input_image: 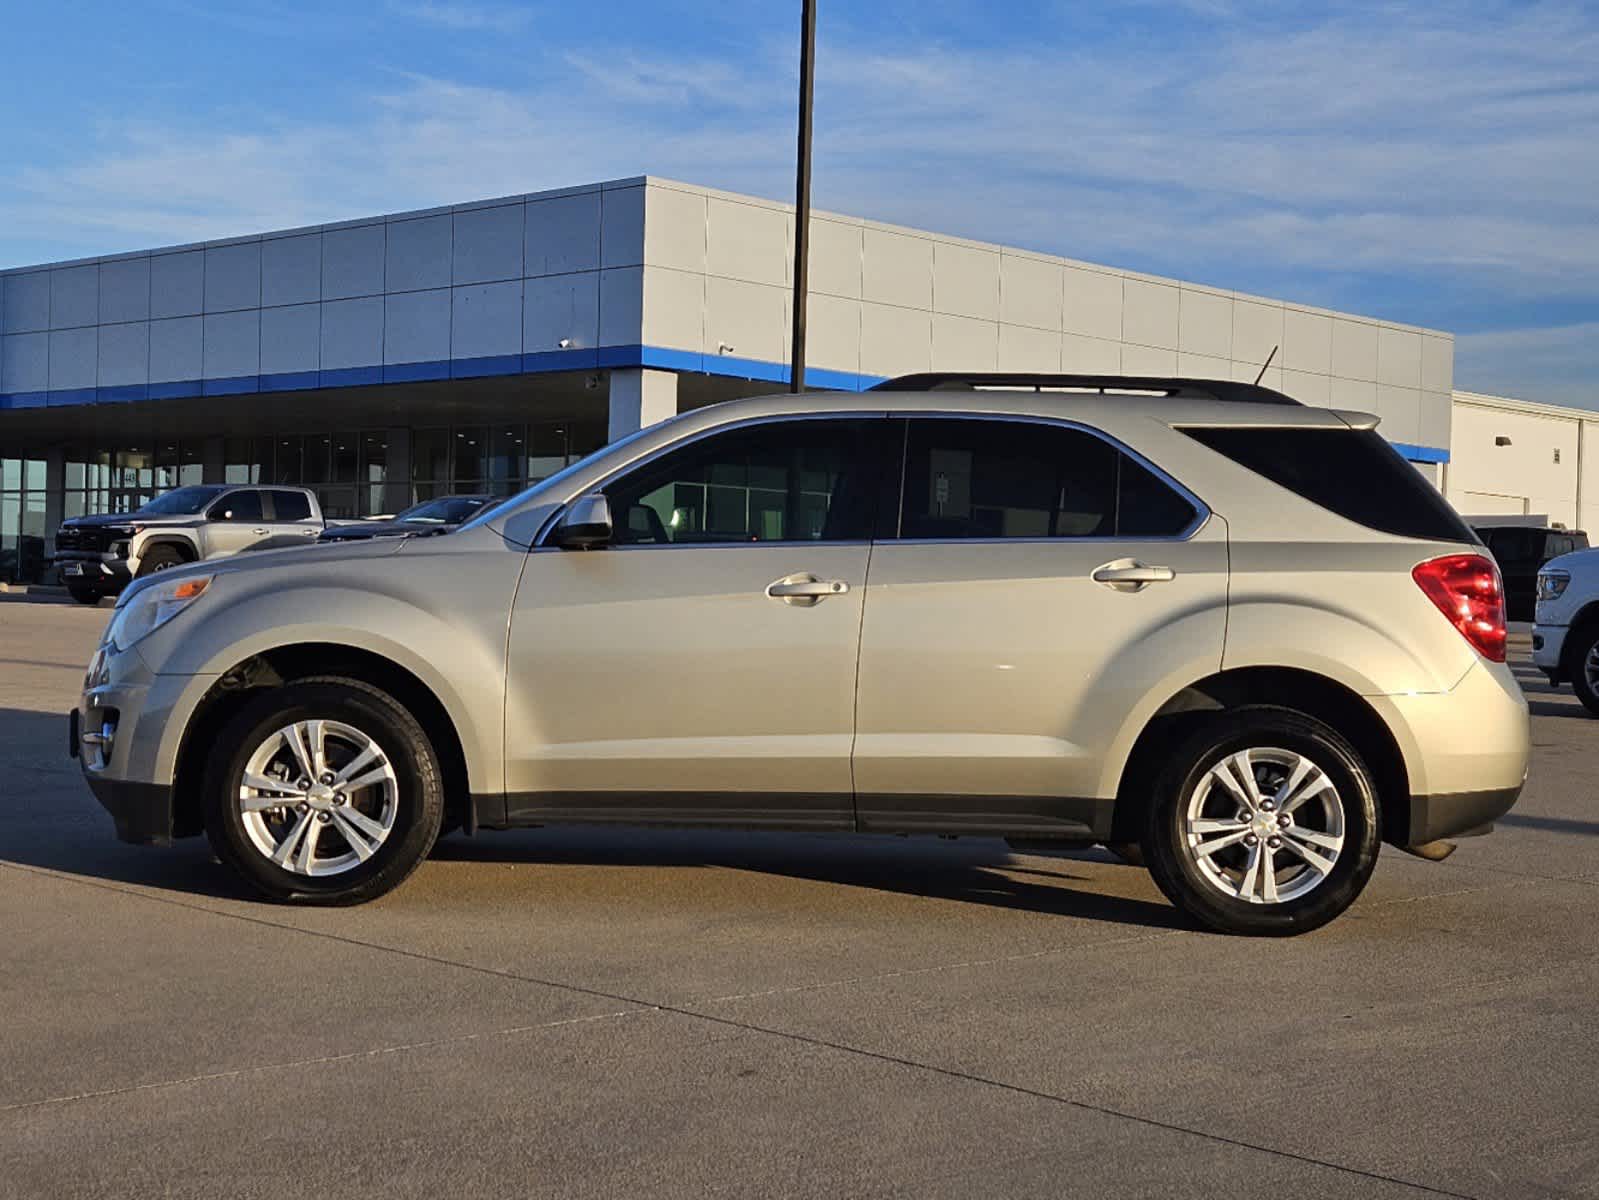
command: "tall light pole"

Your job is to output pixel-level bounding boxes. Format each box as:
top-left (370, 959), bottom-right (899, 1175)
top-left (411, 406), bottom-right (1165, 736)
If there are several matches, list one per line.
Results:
top-left (790, 0), bottom-right (816, 393)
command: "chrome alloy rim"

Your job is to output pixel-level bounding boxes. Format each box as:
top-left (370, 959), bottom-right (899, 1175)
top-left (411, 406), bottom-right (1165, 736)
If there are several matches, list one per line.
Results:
top-left (1584, 643), bottom-right (1599, 693)
top-left (1182, 747), bottom-right (1345, 905)
top-left (238, 719), bottom-right (398, 877)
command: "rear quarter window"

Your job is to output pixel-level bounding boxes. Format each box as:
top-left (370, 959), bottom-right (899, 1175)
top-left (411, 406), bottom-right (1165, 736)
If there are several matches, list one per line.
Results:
top-left (1181, 427), bottom-right (1473, 543)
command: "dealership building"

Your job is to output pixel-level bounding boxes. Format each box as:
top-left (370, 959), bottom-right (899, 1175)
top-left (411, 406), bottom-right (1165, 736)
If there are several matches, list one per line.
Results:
top-left (0, 173), bottom-right (1500, 582)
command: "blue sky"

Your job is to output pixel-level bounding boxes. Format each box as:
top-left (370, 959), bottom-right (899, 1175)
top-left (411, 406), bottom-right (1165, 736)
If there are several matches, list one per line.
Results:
top-left (2, 0), bottom-right (1595, 404)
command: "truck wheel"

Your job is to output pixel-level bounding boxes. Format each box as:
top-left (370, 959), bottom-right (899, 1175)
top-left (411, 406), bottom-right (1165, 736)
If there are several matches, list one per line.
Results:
top-left (1143, 706), bottom-right (1380, 936)
top-left (136, 545), bottom-right (187, 577)
top-left (203, 677), bottom-right (445, 904)
top-left (67, 584), bottom-right (102, 605)
top-left (1564, 624), bottom-right (1599, 717)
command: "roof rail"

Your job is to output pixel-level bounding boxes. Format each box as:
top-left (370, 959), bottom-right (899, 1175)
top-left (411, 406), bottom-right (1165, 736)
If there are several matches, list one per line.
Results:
top-left (867, 373), bottom-right (1302, 407)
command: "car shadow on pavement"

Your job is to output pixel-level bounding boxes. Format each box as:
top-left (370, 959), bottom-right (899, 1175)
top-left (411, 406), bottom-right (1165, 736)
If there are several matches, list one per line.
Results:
top-left (7, 707), bottom-right (1181, 929)
top-left (1498, 813), bottom-right (1599, 837)
top-left (1526, 698), bottom-right (1591, 719)
top-left (428, 827), bottom-right (1187, 930)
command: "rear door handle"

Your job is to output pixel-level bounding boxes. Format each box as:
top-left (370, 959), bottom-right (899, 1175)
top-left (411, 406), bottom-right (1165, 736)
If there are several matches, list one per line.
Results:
top-left (252, 527), bottom-right (270, 536)
top-left (1092, 560), bottom-right (1175, 592)
top-left (766, 574), bottom-right (850, 605)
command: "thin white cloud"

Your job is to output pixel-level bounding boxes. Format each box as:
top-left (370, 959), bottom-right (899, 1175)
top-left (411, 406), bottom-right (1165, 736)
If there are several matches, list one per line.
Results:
top-left (388, 1), bottom-right (534, 32)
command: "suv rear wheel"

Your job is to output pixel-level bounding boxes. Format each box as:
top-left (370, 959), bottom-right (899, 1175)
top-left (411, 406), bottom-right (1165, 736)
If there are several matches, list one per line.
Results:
top-left (203, 677), bottom-right (444, 904)
top-left (1144, 706), bottom-right (1380, 936)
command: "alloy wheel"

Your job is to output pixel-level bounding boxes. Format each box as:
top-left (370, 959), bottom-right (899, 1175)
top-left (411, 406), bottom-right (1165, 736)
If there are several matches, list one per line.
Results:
top-left (237, 719), bottom-right (398, 877)
top-left (1182, 746), bottom-right (1345, 905)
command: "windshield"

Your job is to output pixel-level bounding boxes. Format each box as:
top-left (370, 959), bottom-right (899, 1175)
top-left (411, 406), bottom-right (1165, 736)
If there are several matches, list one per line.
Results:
top-left (395, 496), bottom-right (491, 524)
top-left (136, 486), bottom-right (227, 516)
top-left (458, 423), bottom-right (664, 534)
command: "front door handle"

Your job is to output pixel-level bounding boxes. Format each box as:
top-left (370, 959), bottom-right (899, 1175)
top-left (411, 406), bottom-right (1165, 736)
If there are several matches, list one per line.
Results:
top-left (1092, 560), bottom-right (1175, 592)
top-left (252, 527), bottom-right (270, 536)
top-left (766, 573), bottom-right (850, 606)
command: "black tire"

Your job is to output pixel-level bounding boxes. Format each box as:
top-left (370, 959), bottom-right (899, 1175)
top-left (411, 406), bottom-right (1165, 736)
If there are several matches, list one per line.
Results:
top-left (1143, 706), bottom-right (1380, 936)
top-left (1563, 625), bottom-right (1599, 717)
top-left (66, 584), bottom-right (102, 605)
top-left (136, 544), bottom-right (187, 577)
top-left (203, 677), bottom-right (444, 904)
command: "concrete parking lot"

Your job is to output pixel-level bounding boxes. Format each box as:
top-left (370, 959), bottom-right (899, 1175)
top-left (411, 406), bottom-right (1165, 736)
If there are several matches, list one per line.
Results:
top-left (2, 598), bottom-right (1596, 1199)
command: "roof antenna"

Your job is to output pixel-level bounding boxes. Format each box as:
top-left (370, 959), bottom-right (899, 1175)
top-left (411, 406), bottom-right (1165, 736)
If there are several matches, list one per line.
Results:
top-left (1252, 345), bottom-right (1279, 386)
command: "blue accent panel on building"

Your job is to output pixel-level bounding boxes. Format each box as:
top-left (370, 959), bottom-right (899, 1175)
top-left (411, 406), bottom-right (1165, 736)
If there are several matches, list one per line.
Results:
top-left (523, 348), bottom-right (599, 373)
top-left (383, 361), bottom-right (451, 384)
top-left (319, 366), bottom-right (383, 389)
top-left (259, 371), bottom-right (322, 393)
top-left (451, 354), bottom-right (523, 379)
top-left (147, 380), bottom-right (203, 400)
top-left (47, 387), bottom-right (98, 407)
top-left (204, 375), bottom-right (260, 397)
top-left (1, 391), bottom-right (51, 409)
top-left (1392, 442), bottom-right (1450, 464)
top-left (709, 352), bottom-right (789, 385)
top-left (96, 384), bottom-right (149, 404)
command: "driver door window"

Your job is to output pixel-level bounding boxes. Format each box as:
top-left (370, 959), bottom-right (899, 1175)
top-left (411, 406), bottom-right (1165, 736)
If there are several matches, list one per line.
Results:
top-left (603, 419), bottom-right (879, 546)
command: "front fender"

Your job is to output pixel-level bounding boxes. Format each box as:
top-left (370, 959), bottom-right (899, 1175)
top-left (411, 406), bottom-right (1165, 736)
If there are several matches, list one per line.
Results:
top-left (135, 541), bottom-right (525, 795)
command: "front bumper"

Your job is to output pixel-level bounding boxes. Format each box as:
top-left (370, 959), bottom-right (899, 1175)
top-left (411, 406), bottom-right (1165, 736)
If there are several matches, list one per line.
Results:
top-left (73, 645), bottom-right (217, 846)
top-left (84, 766), bottom-right (176, 845)
top-left (1531, 623), bottom-right (1567, 675)
top-left (56, 552), bottom-right (132, 590)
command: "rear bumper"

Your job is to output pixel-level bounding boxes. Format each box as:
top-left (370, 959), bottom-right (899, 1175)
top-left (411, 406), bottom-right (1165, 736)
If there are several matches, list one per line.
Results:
top-left (1407, 786), bottom-right (1521, 845)
top-left (1368, 659), bottom-right (1529, 846)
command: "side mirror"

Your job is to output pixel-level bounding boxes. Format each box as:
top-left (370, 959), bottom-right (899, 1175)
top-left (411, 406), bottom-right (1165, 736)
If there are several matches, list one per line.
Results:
top-left (552, 493), bottom-right (613, 549)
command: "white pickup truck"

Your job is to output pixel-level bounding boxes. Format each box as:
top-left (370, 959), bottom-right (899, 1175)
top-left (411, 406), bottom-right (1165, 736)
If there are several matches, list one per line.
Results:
top-left (53, 484), bottom-right (325, 604)
top-left (1533, 548), bottom-right (1599, 714)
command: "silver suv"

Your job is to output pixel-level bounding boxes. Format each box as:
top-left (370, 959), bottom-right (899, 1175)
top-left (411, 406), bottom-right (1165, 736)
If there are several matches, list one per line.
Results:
top-left (70, 374), bottom-right (1529, 935)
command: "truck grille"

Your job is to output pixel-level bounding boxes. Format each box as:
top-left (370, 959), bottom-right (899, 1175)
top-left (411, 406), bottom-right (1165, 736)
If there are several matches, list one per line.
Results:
top-left (55, 525), bottom-right (130, 554)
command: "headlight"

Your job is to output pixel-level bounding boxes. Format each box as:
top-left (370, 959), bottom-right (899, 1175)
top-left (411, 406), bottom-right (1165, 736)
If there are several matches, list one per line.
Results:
top-left (1536, 570), bottom-right (1570, 602)
top-left (105, 575), bottom-right (214, 652)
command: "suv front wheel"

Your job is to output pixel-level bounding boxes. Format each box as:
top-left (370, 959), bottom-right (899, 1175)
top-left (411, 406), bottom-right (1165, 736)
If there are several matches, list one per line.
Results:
top-left (1144, 706), bottom-right (1380, 936)
top-left (204, 677), bottom-right (444, 904)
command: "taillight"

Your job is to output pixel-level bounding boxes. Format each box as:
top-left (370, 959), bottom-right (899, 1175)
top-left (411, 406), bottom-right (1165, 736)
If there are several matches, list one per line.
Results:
top-left (1412, 554), bottom-right (1506, 663)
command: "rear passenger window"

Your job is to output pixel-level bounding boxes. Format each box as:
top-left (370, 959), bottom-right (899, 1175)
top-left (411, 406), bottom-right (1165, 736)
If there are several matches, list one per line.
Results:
top-left (269, 490), bottom-right (312, 521)
top-left (1182, 427), bottom-right (1473, 543)
top-left (895, 419), bottom-right (1198, 540)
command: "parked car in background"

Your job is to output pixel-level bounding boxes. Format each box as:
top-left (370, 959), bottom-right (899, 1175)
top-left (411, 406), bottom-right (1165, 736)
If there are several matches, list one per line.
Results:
top-left (1533, 546), bottom-right (1599, 713)
top-left (70, 373), bottom-right (1528, 935)
top-left (1473, 524), bottom-right (1588, 622)
top-left (54, 485), bottom-right (324, 604)
top-left (316, 494), bottom-right (491, 544)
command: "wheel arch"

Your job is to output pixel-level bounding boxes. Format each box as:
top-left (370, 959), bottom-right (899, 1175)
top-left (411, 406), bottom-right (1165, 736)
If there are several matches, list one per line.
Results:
top-left (134, 533), bottom-right (200, 563)
top-left (1558, 601), bottom-right (1599, 675)
top-left (171, 642), bottom-right (473, 839)
top-left (1110, 666), bottom-right (1412, 847)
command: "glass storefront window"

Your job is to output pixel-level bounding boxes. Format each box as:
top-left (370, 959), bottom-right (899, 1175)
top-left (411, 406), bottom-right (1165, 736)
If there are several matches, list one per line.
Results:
top-left (489, 426), bottom-right (524, 488)
top-left (527, 423), bottom-right (566, 482)
top-left (303, 434), bottom-right (333, 484)
top-left (455, 428), bottom-right (488, 484)
top-left (180, 441), bottom-right (204, 485)
top-left (412, 430), bottom-right (450, 483)
top-left (332, 433), bottom-right (358, 484)
top-left (273, 436), bottom-right (303, 485)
